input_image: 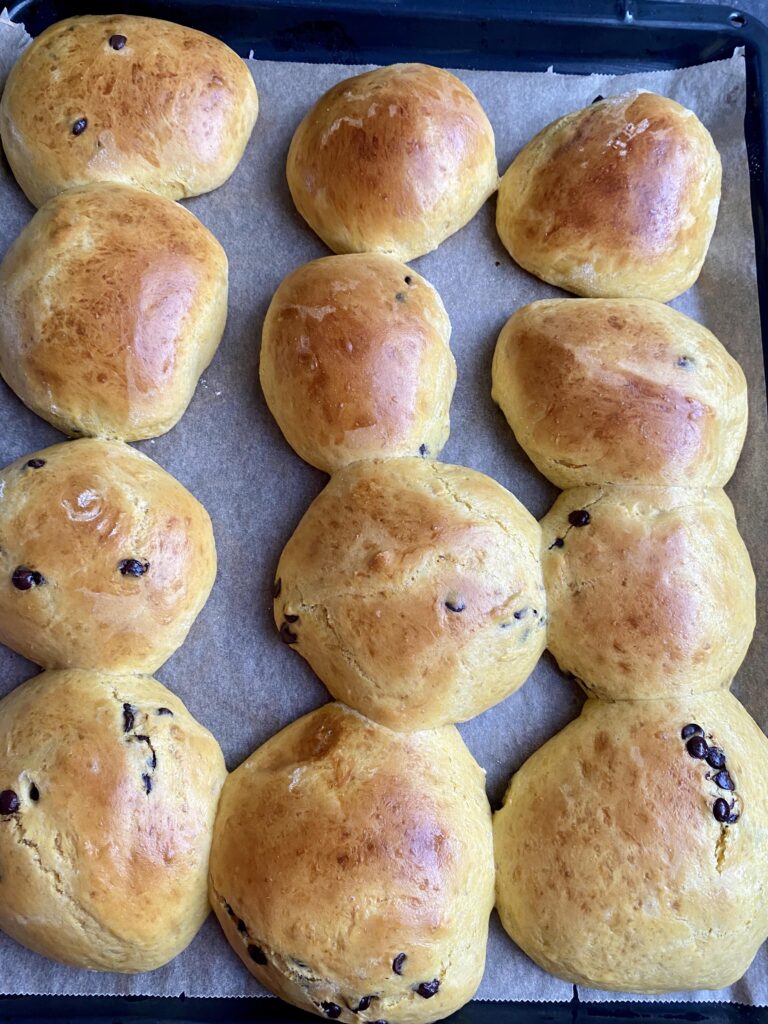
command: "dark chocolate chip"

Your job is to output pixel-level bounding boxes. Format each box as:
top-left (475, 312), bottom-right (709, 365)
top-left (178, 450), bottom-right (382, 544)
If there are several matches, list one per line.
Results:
top-left (419, 443), bottom-right (428, 457)
top-left (395, 292), bottom-right (406, 303)
top-left (686, 735), bottom-right (709, 759)
top-left (11, 567), bottom-right (44, 590)
top-left (273, 577), bottom-right (282, 599)
top-left (119, 558), bottom-right (149, 577)
top-left (713, 770), bottom-right (735, 791)
top-left (284, 613), bottom-right (299, 623)
top-left (728, 811), bottom-right (740, 824)
top-left (321, 1003), bottom-right (342, 1019)
top-left (494, 260), bottom-right (501, 266)
top-left (156, 707), bottom-right (173, 716)
top-left (72, 117), bottom-right (87, 135)
top-left (592, 94), bottom-right (604, 103)
top-left (392, 952), bottom-right (407, 975)
top-left (236, 918), bottom-right (248, 935)
top-left (706, 747), bottom-right (726, 769)
top-left (356, 996), bottom-right (373, 1012)
top-left (0, 789), bottom-right (20, 815)
top-left (25, 459), bottom-right (46, 469)
top-left (568, 509), bottom-right (591, 527)
top-left (147, 749), bottom-right (157, 770)
top-left (142, 773), bottom-right (152, 794)
top-left (445, 599), bottom-right (465, 613)
top-left (29, 784), bottom-right (39, 802)
top-left (123, 703), bottom-right (135, 733)
top-left (713, 798), bottom-right (731, 822)
top-left (109, 33), bottom-right (127, 49)
top-left (248, 944), bottom-right (267, 965)
top-left (416, 979), bottom-right (440, 999)
top-left (280, 622), bottom-right (298, 644)
top-left (404, 276), bottom-right (412, 285)
top-left (677, 356), bottom-right (694, 369)
top-left (549, 537), bottom-right (565, 550)
top-left (681, 723), bottom-right (704, 740)
top-left (513, 609), bottom-right (526, 620)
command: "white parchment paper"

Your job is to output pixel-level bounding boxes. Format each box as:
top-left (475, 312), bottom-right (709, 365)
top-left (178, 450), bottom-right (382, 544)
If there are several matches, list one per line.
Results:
top-left (0, 12), bottom-right (765, 1007)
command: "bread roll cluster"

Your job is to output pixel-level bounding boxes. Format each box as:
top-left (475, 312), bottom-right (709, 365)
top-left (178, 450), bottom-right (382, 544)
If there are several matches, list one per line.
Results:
top-left (491, 95), bottom-right (766, 993)
top-left (0, 15), bottom-right (258, 974)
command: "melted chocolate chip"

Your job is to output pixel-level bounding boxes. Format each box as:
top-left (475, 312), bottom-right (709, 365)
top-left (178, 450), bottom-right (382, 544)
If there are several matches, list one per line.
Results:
top-left (25, 459), bottom-right (46, 469)
top-left (321, 1003), bottom-right (342, 1019)
top-left (706, 747), bottom-right (726, 769)
top-left (11, 567), bottom-right (44, 590)
top-left (713, 798), bottom-right (731, 822)
top-left (686, 735), bottom-right (709, 759)
top-left (592, 94), bottom-right (604, 103)
top-left (728, 811), bottom-right (740, 824)
top-left (284, 613), bottom-right (299, 623)
top-left (513, 609), bottom-right (526, 620)
top-left (273, 577), bottom-right (282, 599)
top-left (119, 558), bottom-right (149, 577)
top-left (109, 33), bottom-right (127, 49)
top-left (142, 773), bottom-right (152, 794)
top-left (280, 622), bottom-right (298, 644)
top-left (237, 918), bottom-right (248, 935)
top-left (549, 537), bottom-right (565, 550)
top-left (0, 789), bottom-right (19, 815)
top-left (681, 723), bottom-right (704, 740)
top-left (713, 770), bottom-right (735, 791)
top-left (156, 707), bottom-right (173, 716)
top-left (72, 117), bottom-right (87, 135)
top-left (395, 292), bottom-right (406, 303)
top-left (29, 784), bottom-right (39, 802)
top-left (568, 509), bottom-right (591, 527)
top-left (445, 599), bottom-right (465, 613)
top-left (356, 996), bottom-right (373, 1012)
top-left (419, 443), bottom-right (428, 457)
top-left (404, 276), bottom-right (412, 285)
top-left (494, 260), bottom-right (501, 267)
top-left (416, 979), bottom-right (440, 999)
top-left (123, 703), bottom-right (136, 732)
top-left (677, 356), bottom-right (694, 369)
top-left (393, 952), bottom-right (407, 975)
top-left (248, 944), bottom-right (267, 965)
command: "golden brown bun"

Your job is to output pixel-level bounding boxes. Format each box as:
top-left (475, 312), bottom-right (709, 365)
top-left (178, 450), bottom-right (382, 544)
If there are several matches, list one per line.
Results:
top-left (274, 458), bottom-right (545, 730)
top-left (0, 15), bottom-right (258, 207)
top-left (492, 299), bottom-right (747, 489)
top-left (496, 92), bottom-right (721, 300)
top-left (286, 63), bottom-right (498, 261)
top-left (0, 439), bottom-right (216, 672)
top-left (0, 183), bottom-right (228, 441)
top-left (540, 486), bottom-right (755, 700)
top-left (260, 254), bottom-right (455, 473)
top-left (494, 692), bottom-right (768, 993)
top-left (0, 669), bottom-right (226, 972)
top-left (210, 702), bottom-right (493, 1022)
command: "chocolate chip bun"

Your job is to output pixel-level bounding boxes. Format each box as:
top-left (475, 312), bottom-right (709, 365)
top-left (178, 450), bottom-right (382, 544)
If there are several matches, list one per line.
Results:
top-left (0, 439), bottom-right (216, 673)
top-left (496, 92), bottom-right (721, 300)
top-left (286, 64), bottom-right (498, 261)
top-left (494, 692), bottom-right (768, 993)
top-left (491, 299), bottom-right (747, 489)
top-left (0, 669), bottom-right (226, 972)
top-left (273, 458), bottom-right (546, 730)
top-left (540, 486), bottom-right (755, 701)
top-left (260, 255), bottom-right (455, 473)
top-left (210, 702), bottom-right (493, 1022)
top-left (0, 183), bottom-right (228, 441)
top-left (0, 15), bottom-right (258, 207)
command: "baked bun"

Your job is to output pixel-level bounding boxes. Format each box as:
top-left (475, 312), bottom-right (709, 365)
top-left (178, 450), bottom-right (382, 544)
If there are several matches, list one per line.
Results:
top-left (492, 299), bottom-right (747, 489)
top-left (260, 254), bottom-right (455, 473)
top-left (0, 183), bottom-right (228, 441)
top-left (496, 92), bottom-right (721, 300)
top-left (286, 63), bottom-right (498, 261)
top-left (273, 458), bottom-right (545, 730)
top-left (540, 486), bottom-right (755, 701)
top-left (0, 439), bottom-right (216, 672)
top-left (210, 702), bottom-right (493, 1022)
top-left (494, 691), bottom-right (768, 992)
top-left (0, 669), bottom-right (226, 972)
top-left (0, 15), bottom-right (258, 207)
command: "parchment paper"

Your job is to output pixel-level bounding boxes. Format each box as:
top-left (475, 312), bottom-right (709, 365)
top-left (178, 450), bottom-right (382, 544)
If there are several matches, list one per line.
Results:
top-left (0, 11), bottom-right (765, 1006)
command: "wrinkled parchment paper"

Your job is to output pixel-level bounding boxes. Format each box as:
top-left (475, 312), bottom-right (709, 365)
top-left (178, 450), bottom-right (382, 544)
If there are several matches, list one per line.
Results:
top-left (0, 11), bottom-right (765, 1006)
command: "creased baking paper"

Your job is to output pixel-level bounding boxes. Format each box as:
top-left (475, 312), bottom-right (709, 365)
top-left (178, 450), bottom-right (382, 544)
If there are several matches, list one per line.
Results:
top-left (0, 12), bottom-right (764, 1006)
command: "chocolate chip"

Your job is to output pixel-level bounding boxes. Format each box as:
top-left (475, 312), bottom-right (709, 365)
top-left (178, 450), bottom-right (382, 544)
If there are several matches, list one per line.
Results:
top-left (273, 577), bottom-right (282, 599)
top-left (419, 443), bottom-right (428, 456)
top-left (706, 747), bottom-right (726, 769)
top-left (395, 292), bottom-right (406, 303)
top-left (11, 567), bottom-right (44, 590)
top-left (494, 260), bottom-right (501, 266)
top-left (592, 95), bottom-right (604, 103)
top-left (280, 622), bottom-right (298, 644)
top-left (0, 790), bottom-right (19, 815)
top-left (122, 704), bottom-right (136, 732)
top-left (356, 996), bottom-right (373, 1011)
top-left (284, 613), bottom-right (299, 623)
top-left (29, 784), bottom-right (39, 802)
top-left (728, 811), bottom-right (740, 824)
top-left (72, 117), bottom-right (87, 135)
top-left (568, 509), bottom-right (591, 527)
top-left (142, 774), bottom-right (152, 794)
top-left (713, 770), bottom-right (735, 791)
top-left (549, 537), bottom-right (564, 550)
top-left (24, 459), bottom-right (46, 469)
top-left (156, 707), bottom-right (173, 716)
top-left (146, 749), bottom-right (157, 770)
top-left (119, 558), bottom-right (149, 577)
top-left (321, 1003), bottom-right (342, 1019)
top-left (109, 33), bottom-right (127, 49)
top-left (392, 952), bottom-right (407, 975)
top-left (416, 979), bottom-right (440, 999)
top-left (713, 798), bottom-right (731, 822)
top-left (677, 356), bottom-right (694, 369)
top-left (513, 609), bottom-right (526, 620)
top-left (248, 944), bottom-right (267, 965)
top-left (681, 723), bottom-right (704, 740)
top-left (445, 598), bottom-right (465, 613)
top-left (686, 735), bottom-right (709, 759)
top-left (237, 918), bottom-right (248, 934)
top-left (404, 276), bottom-right (412, 285)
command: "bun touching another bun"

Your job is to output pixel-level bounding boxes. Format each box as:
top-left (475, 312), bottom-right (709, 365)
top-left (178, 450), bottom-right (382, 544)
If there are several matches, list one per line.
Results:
top-left (287, 63), bottom-right (498, 261)
top-left (260, 254), bottom-right (455, 473)
top-left (0, 669), bottom-right (226, 972)
top-left (273, 458), bottom-right (546, 730)
top-left (540, 486), bottom-right (755, 701)
top-left (496, 92), bottom-right (721, 300)
top-left (0, 439), bottom-right (216, 673)
top-left (494, 692), bottom-right (768, 993)
top-left (492, 299), bottom-right (747, 489)
top-left (210, 702), bottom-right (493, 1023)
top-left (0, 183), bottom-right (228, 441)
top-left (0, 14), bottom-right (258, 207)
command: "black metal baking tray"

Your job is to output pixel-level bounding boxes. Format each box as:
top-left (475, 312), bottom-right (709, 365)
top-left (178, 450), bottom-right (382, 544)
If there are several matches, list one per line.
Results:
top-left (1, 0), bottom-right (768, 1020)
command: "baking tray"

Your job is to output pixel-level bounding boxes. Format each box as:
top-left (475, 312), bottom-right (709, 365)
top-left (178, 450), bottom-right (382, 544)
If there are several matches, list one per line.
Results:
top-left (1, 0), bottom-right (768, 1021)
